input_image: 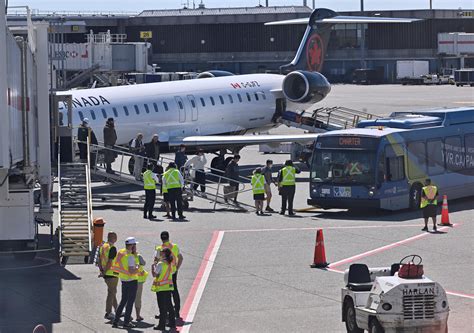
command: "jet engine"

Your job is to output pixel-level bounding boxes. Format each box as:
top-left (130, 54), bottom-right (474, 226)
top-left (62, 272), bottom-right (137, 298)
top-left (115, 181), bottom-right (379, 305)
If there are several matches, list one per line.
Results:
top-left (282, 70), bottom-right (331, 104)
top-left (197, 70), bottom-right (234, 79)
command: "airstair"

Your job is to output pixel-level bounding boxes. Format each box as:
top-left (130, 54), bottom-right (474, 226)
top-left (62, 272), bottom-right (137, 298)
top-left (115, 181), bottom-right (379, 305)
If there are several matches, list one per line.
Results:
top-left (87, 143), bottom-right (254, 211)
top-left (279, 106), bottom-right (375, 132)
top-left (58, 161), bottom-right (93, 264)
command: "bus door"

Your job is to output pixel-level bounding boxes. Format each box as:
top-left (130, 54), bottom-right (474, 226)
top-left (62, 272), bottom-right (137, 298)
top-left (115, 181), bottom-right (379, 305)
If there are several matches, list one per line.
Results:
top-left (187, 95), bottom-right (198, 121)
top-left (380, 144), bottom-right (409, 210)
top-left (175, 96), bottom-right (186, 123)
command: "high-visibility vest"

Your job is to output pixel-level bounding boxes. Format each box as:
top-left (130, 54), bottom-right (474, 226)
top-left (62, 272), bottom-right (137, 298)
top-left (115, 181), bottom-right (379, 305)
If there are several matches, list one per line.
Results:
top-left (143, 170), bottom-right (156, 190)
top-left (151, 262), bottom-right (176, 292)
top-left (163, 168), bottom-right (181, 189)
top-left (251, 173), bottom-right (265, 194)
top-left (111, 248), bottom-right (138, 281)
top-left (280, 166), bottom-right (296, 186)
top-left (162, 177), bottom-right (168, 194)
top-left (99, 242), bottom-right (118, 277)
top-left (346, 162), bottom-right (362, 175)
top-left (156, 242), bottom-right (179, 267)
top-left (134, 254), bottom-right (149, 283)
top-left (420, 185), bottom-right (438, 208)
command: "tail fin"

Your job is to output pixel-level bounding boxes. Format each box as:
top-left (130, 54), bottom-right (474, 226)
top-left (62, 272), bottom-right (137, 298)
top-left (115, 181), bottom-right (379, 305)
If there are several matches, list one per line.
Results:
top-left (280, 8), bottom-right (337, 74)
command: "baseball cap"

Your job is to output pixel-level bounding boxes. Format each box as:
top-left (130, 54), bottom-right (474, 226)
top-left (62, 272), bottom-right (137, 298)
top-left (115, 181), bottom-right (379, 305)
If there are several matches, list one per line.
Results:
top-left (125, 237), bottom-right (138, 245)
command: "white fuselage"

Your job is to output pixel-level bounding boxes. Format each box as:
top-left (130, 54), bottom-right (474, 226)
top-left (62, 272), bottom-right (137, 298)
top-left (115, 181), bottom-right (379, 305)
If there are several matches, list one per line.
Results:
top-left (58, 73), bottom-right (284, 145)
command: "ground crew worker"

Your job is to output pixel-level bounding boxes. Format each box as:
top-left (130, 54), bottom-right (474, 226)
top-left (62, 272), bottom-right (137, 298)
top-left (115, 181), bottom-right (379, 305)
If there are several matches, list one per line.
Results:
top-left (98, 231), bottom-right (119, 320)
top-left (251, 168), bottom-right (266, 215)
top-left (143, 163), bottom-right (159, 219)
top-left (112, 237), bottom-right (139, 329)
top-left (262, 159), bottom-right (276, 212)
top-left (154, 231), bottom-right (184, 321)
top-left (133, 247), bottom-right (148, 322)
top-left (162, 162), bottom-right (185, 220)
top-left (151, 247), bottom-right (176, 331)
top-left (278, 160), bottom-right (300, 216)
top-left (421, 179), bottom-right (438, 232)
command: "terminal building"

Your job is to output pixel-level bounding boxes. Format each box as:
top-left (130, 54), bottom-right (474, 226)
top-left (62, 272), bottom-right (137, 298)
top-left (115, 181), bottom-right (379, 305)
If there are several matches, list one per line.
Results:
top-left (7, 5), bottom-right (474, 83)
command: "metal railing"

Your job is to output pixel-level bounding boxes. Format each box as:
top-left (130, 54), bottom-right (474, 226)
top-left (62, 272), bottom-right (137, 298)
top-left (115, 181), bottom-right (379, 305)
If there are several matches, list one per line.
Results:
top-left (85, 139), bottom-right (93, 253)
top-left (57, 136), bottom-right (63, 257)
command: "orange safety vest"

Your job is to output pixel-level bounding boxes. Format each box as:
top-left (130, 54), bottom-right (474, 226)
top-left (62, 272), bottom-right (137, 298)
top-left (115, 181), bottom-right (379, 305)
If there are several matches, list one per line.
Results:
top-left (155, 242), bottom-right (179, 266)
top-left (111, 248), bottom-right (137, 281)
top-left (151, 262), bottom-right (176, 292)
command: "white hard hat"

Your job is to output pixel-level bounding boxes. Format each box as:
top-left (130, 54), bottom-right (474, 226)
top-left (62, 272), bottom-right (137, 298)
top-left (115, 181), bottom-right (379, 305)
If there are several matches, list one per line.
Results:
top-left (82, 118), bottom-right (89, 124)
top-left (125, 237), bottom-right (138, 245)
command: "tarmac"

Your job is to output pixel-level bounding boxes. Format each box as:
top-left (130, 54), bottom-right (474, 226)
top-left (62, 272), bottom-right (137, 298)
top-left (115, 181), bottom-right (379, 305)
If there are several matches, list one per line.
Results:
top-left (0, 84), bottom-right (473, 333)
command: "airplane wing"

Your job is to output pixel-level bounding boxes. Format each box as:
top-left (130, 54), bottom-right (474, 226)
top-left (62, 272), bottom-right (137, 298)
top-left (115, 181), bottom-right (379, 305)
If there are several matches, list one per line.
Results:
top-left (265, 15), bottom-right (421, 25)
top-left (169, 133), bottom-right (319, 148)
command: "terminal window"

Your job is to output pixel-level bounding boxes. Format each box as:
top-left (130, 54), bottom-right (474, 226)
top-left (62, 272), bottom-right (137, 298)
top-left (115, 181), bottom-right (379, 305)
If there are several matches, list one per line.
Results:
top-left (123, 106), bottom-right (129, 116)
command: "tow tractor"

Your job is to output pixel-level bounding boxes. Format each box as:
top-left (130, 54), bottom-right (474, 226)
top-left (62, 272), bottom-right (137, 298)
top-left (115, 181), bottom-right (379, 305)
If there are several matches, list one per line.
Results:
top-left (341, 255), bottom-right (449, 333)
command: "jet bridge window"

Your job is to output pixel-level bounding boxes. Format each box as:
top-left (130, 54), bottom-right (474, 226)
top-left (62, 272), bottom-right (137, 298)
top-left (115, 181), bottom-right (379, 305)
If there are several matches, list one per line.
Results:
top-left (228, 95), bottom-right (233, 104)
top-left (123, 106), bottom-right (129, 116)
top-left (134, 105), bottom-right (140, 115)
top-left (101, 108), bottom-right (107, 118)
top-left (144, 104), bottom-right (150, 114)
top-left (200, 98), bottom-right (206, 107)
top-left (246, 92), bottom-right (251, 102)
top-left (163, 101), bottom-right (169, 111)
top-left (90, 110), bottom-right (96, 120)
top-left (153, 103), bottom-right (159, 112)
top-left (237, 93), bottom-right (243, 103)
top-left (78, 111), bottom-right (84, 121)
top-left (112, 107), bottom-right (118, 118)
top-left (210, 97), bottom-right (215, 106)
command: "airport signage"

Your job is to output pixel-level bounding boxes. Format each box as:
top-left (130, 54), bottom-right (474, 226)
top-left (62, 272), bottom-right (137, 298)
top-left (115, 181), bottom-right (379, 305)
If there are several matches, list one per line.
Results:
top-left (140, 31), bottom-right (153, 39)
top-left (318, 136), bottom-right (379, 150)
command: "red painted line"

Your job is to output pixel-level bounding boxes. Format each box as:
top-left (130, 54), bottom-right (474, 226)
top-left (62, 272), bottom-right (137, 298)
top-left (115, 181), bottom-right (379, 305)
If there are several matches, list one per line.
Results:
top-left (445, 290), bottom-right (474, 300)
top-left (224, 224), bottom-right (421, 233)
top-left (328, 225), bottom-right (455, 269)
top-left (179, 230), bottom-right (223, 331)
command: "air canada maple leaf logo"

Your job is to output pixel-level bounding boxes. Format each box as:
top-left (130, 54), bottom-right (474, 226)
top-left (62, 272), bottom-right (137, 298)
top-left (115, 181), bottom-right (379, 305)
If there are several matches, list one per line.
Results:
top-left (306, 33), bottom-right (324, 72)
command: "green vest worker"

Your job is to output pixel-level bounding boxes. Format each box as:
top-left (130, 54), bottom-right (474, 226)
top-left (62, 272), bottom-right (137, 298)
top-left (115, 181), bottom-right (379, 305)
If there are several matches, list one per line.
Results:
top-left (98, 231), bottom-right (119, 320)
top-left (152, 247), bottom-right (177, 331)
top-left (111, 237), bottom-right (139, 329)
top-left (251, 168), bottom-right (266, 215)
top-left (162, 162), bottom-right (185, 220)
top-left (421, 178), bottom-right (439, 232)
top-left (143, 163), bottom-right (159, 220)
top-left (278, 160), bottom-right (301, 216)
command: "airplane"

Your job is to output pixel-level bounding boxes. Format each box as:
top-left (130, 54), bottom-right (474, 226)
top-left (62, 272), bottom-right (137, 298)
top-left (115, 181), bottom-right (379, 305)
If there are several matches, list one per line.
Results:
top-left (57, 8), bottom-right (420, 167)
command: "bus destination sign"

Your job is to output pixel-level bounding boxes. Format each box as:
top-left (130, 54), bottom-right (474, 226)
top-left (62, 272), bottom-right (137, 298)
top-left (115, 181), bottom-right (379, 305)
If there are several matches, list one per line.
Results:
top-left (317, 136), bottom-right (379, 150)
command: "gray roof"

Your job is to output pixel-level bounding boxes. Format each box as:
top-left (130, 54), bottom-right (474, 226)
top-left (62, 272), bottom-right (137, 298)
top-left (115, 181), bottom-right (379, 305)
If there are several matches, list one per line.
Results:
top-left (138, 6), bottom-right (312, 17)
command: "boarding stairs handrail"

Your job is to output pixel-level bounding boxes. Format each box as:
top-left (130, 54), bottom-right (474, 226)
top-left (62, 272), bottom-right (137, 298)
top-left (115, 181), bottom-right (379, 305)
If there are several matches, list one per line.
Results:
top-left (81, 141), bottom-right (253, 210)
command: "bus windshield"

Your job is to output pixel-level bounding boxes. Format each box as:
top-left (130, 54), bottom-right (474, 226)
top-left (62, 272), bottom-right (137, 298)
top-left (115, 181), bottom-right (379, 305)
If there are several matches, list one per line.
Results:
top-left (311, 149), bottom-right (376, 185)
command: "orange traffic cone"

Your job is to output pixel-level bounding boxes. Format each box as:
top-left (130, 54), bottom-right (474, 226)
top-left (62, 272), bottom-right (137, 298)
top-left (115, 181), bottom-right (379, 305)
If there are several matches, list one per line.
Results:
top-left (439, 195), bottom-right (453, 226)
top-left (310, 229), bottom-right (329, 268)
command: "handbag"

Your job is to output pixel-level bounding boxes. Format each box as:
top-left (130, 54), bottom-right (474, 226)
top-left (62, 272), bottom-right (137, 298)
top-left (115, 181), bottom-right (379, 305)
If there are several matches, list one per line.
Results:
top-left (398, 262), bottom-right (424, 279)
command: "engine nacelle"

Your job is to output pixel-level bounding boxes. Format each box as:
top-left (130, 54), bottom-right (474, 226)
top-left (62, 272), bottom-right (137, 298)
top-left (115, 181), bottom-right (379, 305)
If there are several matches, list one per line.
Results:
top-left (282, 70), bottom-right (331, 104)
top-left (197, 70), bottom-right (234, 79)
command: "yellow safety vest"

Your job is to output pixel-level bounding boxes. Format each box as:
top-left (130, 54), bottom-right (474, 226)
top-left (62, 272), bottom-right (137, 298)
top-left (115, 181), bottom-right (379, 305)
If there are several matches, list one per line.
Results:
top-left (163, 168), bottom-right (181, 189)
top-left (151, 262), bottom-right (176, 292)
top-left (280, 166), bottom-right (296, 186)
top-left (111, 248), bottom-right (138, 281)
top-left (162, 177), bottom-right (168, 194)
top-left (251, 173), bottom-right (265, 194)
top-left (420, 185), bottom-right (438, 208)
top-left (156, 242), bottom-right (180, 267)
top-left (134, 254), bottom-right (149, 283)
top-left (143, 170), bottom-right (156, 190)
top-left (99, 242), bottom-right (118, 277)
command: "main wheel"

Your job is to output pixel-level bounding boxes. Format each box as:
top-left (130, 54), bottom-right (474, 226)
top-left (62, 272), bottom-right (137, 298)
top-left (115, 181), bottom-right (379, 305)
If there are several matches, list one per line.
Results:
top-left (369, 318), bottom-right (384, 333)
top-left (409, 184), bottom-right (422, 210)
top-left (344, 299), bottom-right (363, 333)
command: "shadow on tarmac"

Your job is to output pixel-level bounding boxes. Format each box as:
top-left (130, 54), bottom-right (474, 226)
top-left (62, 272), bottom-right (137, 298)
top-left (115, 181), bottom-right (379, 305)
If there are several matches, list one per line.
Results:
top-left (0, 235), bottom-right (80, 333)
top-left (309, 196), bottom-right (474, 222)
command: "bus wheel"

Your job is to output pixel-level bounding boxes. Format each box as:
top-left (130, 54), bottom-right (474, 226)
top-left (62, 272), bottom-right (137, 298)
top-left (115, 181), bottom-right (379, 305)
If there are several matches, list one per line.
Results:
top-left (369, 318), bottom-right (384, 333)
top-left (409, 184), bottom-right (422, 210)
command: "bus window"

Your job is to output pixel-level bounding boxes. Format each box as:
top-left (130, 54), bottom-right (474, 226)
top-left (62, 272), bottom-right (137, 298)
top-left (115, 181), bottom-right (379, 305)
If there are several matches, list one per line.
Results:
top-left (466, 134), bottom-right (474, 169)
top-left (386, 156), bottom-right (405, 181)
top-left (444, 136), bottom-right (465, 172)
top-left (407, 141), bottom-right (427, 179)
top-left (78, 111), bottom-right (84, 121)
top-left (427, 139), bottom-right (445, 175)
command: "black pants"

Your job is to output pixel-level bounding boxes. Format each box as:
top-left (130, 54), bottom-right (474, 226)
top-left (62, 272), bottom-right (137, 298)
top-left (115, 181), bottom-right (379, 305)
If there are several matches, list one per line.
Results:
top-left (144, 189), bottom-right (156, 216)
top-left (193, 170), bottom-right (206, 192)
top-left (172, 272), bottom-right (181, 316)
top-left (78, 144), bottom-right (87, 160)
top-left (168, 188), bottom-right (183, 218)
top-left (280, 185), bottom-right (296, 214)
top-left (114, 280), bottom-right (138, 324)
top-left (156, 291), bottom-right (176, 330)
